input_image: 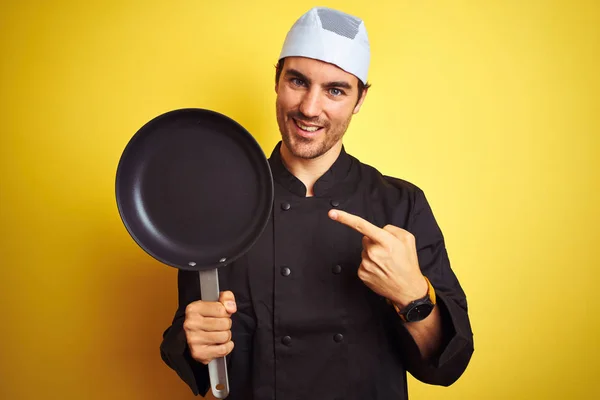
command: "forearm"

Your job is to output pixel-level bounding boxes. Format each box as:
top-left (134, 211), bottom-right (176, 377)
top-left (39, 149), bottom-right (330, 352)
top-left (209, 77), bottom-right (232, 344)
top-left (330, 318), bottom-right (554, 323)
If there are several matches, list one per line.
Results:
top-left (403, 304), bottom-right (444, 361)
top-left (387, 274), bottom-right (445, 361)
top-left (388, 293), bottom-right (473, 387)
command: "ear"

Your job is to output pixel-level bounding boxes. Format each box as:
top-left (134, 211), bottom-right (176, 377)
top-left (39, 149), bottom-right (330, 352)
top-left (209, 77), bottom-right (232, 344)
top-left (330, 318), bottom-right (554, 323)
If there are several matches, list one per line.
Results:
top-left (275, 63), bottom-right (282, 93)
top-left (352, 87), bottom-right (369, 114)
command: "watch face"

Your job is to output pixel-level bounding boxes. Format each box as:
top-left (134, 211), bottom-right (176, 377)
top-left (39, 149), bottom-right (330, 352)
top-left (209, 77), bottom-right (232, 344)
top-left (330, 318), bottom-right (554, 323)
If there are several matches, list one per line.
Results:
top-left (406, 303), bottom-right (434, 322)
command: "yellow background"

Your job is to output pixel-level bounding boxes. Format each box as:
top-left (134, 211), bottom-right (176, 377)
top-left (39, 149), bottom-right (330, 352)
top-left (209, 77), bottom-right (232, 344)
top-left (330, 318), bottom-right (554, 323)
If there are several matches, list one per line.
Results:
top-left (1, 0), bottom-right (599, 399)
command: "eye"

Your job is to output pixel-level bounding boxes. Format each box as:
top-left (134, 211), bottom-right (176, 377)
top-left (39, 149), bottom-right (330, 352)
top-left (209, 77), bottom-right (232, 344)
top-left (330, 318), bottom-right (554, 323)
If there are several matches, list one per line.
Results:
top-left (291, 78), bottom-right (306, 87)
top-left (329, 88), bottom-right (345, 96)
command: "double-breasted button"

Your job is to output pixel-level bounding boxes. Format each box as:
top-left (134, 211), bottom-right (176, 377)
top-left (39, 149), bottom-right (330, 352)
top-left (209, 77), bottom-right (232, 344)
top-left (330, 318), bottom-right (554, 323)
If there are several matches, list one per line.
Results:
top-left (332, 264), bottom-right (342, 274)
top-left (281, 202), bottom-right (291, 211)
top-left (282, 336), bottom-right (292, 346)
top-left (281, 266), bottom-right (291, 277)
top-left (333, 333), bottom-right (344, 343)
top-left (330, 199), bottom-right (340, 207)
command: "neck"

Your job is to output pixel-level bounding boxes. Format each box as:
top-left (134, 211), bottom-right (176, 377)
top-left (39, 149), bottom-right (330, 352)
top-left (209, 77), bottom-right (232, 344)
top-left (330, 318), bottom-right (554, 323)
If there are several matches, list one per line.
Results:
top-left (280, 141), bottom-right (343, 197)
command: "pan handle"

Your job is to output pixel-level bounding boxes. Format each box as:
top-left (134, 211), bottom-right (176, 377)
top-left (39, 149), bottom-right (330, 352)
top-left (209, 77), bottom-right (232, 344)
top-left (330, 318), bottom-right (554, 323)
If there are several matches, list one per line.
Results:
top-left (199, 268), bottom-right (230, 399)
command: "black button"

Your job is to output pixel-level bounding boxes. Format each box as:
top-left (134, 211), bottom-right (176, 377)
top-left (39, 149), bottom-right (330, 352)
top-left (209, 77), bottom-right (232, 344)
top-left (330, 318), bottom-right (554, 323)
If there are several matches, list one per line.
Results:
top-left (334, 333), bottom-right (344, 343)
top-left (281, 267), bottom-right (291, 277)
top-left (281, 202), bottom-right (291, 211)
top-left (282, 336), bottom-right (292, 345)
top-left (330, 199), bottom-right (340, 207)
top-left (332, 264), bottom-right (342, 274)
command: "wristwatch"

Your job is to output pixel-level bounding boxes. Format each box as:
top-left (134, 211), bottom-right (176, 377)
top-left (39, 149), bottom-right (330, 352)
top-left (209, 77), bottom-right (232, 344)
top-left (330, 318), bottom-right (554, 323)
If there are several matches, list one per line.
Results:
top-left (392, 276), bottom-right (436, 323)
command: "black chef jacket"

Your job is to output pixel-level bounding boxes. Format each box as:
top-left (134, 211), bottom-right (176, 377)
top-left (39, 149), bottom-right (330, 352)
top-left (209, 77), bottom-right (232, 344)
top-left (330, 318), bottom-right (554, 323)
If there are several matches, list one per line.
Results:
top-left (160, 142), bottom-right (474, 400)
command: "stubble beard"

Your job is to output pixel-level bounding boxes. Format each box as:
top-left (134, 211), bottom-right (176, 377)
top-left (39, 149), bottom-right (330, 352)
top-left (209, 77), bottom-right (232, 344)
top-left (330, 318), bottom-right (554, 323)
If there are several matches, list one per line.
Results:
top-left (276, 100), bottom-right (352, 160)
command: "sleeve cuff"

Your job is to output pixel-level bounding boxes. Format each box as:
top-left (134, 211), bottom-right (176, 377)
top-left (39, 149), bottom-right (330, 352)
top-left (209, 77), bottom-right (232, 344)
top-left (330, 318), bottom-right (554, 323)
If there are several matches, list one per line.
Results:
top-left (388, 291), bottom-right (474, 386)
top-left (434, 292), bottom-right (473, 368)
top-left (160, 323), bottom-right (210, 396)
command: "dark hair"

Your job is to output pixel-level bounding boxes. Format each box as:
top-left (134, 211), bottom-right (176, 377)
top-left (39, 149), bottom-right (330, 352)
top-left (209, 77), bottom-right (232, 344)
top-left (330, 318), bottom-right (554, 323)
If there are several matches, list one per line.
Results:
top-left (275, 58), bottom-right (371, 105)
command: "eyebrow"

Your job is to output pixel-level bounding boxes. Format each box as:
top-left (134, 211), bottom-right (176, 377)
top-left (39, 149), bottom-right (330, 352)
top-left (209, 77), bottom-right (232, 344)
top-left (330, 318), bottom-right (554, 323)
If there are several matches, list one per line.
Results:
top-left (284, 68), bottom-right (354, 90)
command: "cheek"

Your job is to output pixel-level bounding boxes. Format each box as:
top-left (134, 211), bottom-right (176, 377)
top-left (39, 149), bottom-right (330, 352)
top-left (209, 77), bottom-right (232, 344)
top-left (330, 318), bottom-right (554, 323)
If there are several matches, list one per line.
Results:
top-left (277, 87), bottom-right (304, 111)
top-left (275, 97), bottom-right (287, 115)
top-left (326, 103), bottom-right (354, 124)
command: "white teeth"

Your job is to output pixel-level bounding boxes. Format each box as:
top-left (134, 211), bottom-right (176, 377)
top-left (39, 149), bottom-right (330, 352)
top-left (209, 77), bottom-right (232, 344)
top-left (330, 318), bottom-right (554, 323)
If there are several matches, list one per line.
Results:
top-left (295, 120), bottom-right (321, 132)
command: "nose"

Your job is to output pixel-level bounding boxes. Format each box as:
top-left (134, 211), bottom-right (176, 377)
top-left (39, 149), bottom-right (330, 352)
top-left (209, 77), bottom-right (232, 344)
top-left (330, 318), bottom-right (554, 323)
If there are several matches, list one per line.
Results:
top-left (298, 88), bottom-right (322, 119)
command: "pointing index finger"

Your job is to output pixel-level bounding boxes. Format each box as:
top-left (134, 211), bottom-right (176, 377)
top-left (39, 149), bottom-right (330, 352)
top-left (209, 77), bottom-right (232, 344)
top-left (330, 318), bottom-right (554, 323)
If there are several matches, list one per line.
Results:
top-left (328, 209), bottom-right (389, 243)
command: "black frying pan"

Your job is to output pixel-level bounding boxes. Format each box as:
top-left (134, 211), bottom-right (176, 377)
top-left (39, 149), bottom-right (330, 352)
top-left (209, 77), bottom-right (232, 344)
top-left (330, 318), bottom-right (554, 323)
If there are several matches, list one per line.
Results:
top-left (115, 108), bottom-right (274, 399)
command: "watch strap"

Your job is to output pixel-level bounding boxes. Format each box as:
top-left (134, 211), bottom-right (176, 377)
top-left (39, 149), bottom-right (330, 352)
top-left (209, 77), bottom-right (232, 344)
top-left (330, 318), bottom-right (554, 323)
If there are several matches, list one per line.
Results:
top-left (392, 276), bottom-right (436, 322)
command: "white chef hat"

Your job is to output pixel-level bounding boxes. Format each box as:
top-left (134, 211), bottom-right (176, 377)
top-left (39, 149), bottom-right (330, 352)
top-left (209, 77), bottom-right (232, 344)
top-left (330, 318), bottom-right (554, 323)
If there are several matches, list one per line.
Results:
top-left (278, 7), bottom-right (370, 85)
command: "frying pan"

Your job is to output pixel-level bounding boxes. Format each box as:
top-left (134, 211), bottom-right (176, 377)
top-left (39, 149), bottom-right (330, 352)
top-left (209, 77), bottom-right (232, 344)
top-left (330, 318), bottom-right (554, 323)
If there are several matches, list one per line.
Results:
top-left (115, 108), bottom-right (274, 399)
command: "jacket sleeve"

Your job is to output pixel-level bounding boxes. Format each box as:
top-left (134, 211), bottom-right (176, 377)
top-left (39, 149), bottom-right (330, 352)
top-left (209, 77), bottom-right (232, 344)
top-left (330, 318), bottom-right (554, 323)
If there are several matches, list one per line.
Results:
top-left (390, 187), bottom-right (474, 386)
top-left (159, 270), bottom-right (210, 396)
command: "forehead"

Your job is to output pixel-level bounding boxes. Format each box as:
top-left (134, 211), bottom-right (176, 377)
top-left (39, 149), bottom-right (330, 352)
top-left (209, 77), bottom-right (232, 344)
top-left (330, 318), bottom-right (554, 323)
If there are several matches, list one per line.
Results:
top-left (283, 56), bottom-right (359, 88)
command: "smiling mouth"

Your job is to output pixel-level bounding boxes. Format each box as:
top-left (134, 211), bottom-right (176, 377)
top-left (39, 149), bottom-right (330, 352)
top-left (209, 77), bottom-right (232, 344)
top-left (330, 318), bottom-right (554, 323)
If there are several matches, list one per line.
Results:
top-left (293, 118), bottom-right (323, 133)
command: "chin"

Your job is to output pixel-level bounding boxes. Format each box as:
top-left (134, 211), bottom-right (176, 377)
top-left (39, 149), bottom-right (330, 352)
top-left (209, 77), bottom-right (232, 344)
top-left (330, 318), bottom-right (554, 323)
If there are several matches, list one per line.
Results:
top-left (282, 132), bottom-right (336, 160)
top-left (291, 145), bottom-right (323, 160)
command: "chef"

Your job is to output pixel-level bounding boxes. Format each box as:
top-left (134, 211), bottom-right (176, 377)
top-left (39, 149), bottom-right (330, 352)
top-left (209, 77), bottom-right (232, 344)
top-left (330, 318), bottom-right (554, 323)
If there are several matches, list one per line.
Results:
top-left (160, 6), bottom-right (474, 399)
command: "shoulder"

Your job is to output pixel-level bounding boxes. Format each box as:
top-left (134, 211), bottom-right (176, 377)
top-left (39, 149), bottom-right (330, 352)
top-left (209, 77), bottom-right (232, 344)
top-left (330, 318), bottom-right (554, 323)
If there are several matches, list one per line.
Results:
top-left (347, 154), bottom-right (430, 228)
top-left (382, 175), bottom-right (424, 196)
top-left (350, 154), bottom-right (424, 199)
top-left (349, 153), bottom-right (440, 233)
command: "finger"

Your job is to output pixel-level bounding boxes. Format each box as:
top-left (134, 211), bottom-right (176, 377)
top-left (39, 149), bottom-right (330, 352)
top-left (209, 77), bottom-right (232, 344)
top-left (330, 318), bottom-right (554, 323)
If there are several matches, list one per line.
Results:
top-left (187, 330), bottom-right (232, 346)
top-left (329, 209), bottom-right (389, 243)
top-left (184, 315), bottom-right (232, 332)
top-left (362, 235), bottom-right (374, 249)
top-left (361, 249), bottom-right (374, 265)
top-left (186, 300), bottom-right (229, 318)
top-left (198, 316), bottom-right (233, 332)
top-left (219, 290), bottom-right (237, 314)
top-left (383, 224), bottom-right (411, 240)
top-left (359, 252), bottom-right (379, 274)
top-left (362, 240), bottom-right (388, 263)
top-left (357, 263), bottom-right (371, 283)
top-left (191, 341), bottom-right (235, 364)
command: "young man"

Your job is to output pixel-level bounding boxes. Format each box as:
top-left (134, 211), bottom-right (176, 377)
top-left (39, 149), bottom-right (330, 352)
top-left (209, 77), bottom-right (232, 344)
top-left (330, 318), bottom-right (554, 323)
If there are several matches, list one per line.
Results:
top-left (161, 7), bottom-right (473, 399)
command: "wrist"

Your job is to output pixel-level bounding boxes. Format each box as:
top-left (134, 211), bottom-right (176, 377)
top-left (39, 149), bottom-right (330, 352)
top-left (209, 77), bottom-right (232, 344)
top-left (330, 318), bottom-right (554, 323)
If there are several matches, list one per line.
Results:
top-left (390, 275), bottom-right (429, 309)
top-left (389, 276), bottom-right (436, 323)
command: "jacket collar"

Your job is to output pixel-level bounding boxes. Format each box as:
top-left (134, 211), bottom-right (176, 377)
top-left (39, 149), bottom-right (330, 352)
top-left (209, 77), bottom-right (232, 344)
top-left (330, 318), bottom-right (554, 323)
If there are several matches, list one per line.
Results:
top-left (268, 141), bottom-right (358, 198)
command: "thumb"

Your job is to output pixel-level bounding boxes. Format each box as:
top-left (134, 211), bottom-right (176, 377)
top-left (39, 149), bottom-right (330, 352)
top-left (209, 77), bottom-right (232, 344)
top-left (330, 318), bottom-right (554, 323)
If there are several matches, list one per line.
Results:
top-left (219, 290), bottom-right (237, 314)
